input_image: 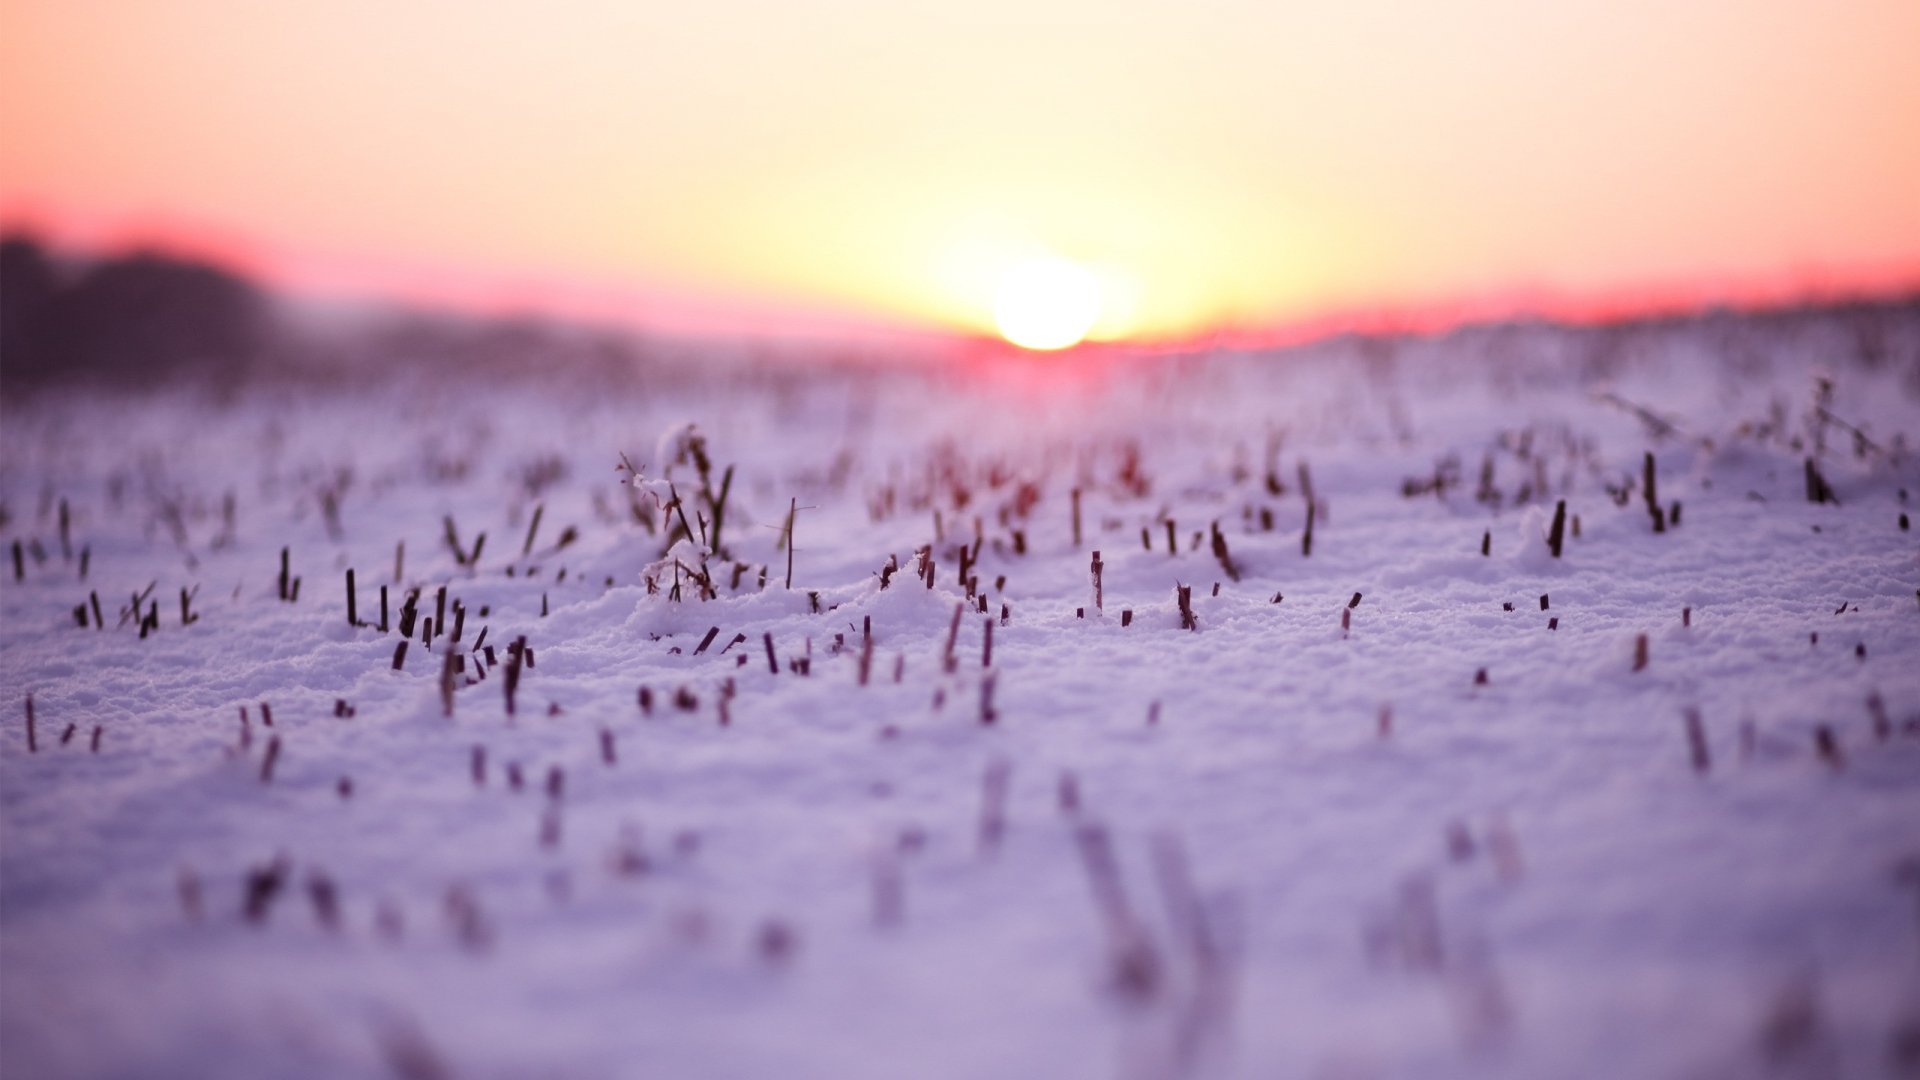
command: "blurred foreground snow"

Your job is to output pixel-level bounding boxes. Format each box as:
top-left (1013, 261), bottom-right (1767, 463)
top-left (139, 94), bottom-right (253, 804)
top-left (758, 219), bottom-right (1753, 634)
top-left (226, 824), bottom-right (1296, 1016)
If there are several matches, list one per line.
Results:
top-left (4, 308), bottom-right (1919, 1080)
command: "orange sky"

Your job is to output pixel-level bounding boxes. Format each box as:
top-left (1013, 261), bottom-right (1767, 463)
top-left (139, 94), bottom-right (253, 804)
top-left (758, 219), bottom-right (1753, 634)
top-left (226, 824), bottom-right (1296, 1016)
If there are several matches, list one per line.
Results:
top-left (4, 0), bottom-right (1918, 342)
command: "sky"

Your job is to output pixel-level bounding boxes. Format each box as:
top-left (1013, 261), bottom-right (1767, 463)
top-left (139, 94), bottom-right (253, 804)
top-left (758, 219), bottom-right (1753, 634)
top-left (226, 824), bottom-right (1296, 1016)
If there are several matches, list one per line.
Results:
top-left (3, 0), bottom-right (1919, 344)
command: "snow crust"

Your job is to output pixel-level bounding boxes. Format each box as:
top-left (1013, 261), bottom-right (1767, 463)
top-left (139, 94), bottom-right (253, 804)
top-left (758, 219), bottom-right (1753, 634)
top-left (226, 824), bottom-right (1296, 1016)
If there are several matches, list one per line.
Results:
top-left (3, 313), bottom-right (1919, 1079)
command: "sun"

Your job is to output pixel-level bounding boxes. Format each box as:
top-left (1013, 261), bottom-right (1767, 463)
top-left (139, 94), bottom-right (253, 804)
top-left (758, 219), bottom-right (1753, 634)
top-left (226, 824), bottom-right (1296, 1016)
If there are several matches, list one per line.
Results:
top-left (993, 258), bottom-right (1101, 350)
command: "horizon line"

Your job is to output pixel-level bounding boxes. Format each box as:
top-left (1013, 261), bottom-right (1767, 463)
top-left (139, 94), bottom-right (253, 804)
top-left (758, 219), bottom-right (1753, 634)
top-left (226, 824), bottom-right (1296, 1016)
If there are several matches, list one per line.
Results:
top-left (6, 214), bottom-right (1917, 358)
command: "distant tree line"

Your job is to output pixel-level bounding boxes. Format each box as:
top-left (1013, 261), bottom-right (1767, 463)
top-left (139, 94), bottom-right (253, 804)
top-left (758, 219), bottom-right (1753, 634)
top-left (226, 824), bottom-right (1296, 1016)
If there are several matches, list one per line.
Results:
top-left (0, 232), bottom-right (671, 393)
top-left (8, 228), bottom-right (1907, 396)
top-left (1, 233), bottom-right (271, 388)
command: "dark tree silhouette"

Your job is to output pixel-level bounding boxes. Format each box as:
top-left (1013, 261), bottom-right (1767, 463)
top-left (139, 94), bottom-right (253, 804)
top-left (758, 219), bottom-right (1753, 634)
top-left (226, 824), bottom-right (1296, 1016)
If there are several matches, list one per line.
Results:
top-left (1, 234), bottom-right (270, 387)
top-left (0, 237), bottom-right (58, 381)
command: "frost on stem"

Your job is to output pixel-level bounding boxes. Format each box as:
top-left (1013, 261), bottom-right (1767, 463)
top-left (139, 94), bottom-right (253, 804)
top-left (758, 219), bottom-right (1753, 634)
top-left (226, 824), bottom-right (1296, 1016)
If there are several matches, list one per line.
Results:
top-left (620, 426), bottom-right (742, 596)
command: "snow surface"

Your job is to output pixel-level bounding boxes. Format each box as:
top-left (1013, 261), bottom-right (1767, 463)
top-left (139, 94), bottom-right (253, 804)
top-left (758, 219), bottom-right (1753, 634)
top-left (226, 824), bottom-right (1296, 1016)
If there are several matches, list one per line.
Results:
top-left (4, 312), bottom-right (1920, 1080)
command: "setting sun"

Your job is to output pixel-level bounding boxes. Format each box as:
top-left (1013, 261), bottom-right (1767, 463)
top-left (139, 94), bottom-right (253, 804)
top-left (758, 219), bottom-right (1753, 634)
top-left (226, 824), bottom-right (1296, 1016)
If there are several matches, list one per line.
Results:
top-left (993, 258), bottom-right (1101, 350)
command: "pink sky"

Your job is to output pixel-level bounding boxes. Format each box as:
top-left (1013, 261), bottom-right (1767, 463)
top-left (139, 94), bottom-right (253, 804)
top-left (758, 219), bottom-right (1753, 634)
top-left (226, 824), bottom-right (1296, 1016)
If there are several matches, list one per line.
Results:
top-left (4, 0), bottom-right (1918, 342)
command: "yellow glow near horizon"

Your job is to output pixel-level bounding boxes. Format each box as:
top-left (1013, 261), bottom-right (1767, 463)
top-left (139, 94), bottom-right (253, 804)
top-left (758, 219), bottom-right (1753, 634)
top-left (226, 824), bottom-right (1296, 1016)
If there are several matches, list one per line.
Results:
top-left (994, 258), bottom-right (1101, 350)
top-left (3, 1), bottom-right (1919, 341)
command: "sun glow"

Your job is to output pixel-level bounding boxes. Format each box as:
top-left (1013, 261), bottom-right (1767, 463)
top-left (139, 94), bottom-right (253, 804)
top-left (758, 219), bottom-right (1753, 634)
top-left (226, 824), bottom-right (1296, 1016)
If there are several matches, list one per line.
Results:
top-left (993, 258), bottom-right (1102, 350)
